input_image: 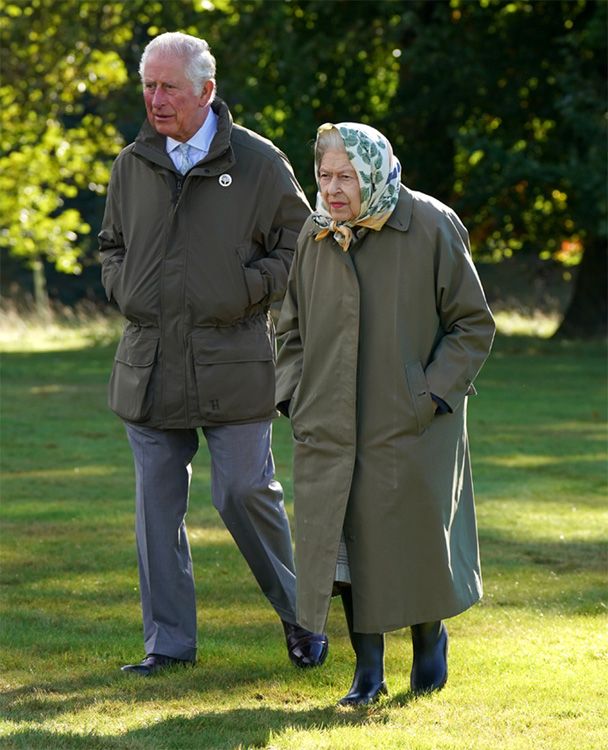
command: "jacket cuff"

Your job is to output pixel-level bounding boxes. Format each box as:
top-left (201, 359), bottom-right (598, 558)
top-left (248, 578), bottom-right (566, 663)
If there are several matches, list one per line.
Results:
top-left (243, 266), bottom-right (266, 305)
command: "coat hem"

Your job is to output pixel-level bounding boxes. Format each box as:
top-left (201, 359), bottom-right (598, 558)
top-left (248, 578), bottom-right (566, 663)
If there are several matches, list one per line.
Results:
top-left (353, 592), bottom-right (483, 634)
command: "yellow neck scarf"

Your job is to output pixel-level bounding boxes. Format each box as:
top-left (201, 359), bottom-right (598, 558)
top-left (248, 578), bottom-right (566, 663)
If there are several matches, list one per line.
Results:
top-left (314, 213), bottom-right (393, 252)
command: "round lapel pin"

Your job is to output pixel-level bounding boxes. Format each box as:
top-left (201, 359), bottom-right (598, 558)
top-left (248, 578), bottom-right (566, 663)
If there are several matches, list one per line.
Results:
top-left (219, 174), bottom-right (232, 187)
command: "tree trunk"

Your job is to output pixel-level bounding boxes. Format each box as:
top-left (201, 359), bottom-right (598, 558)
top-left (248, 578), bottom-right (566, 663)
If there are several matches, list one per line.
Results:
top-left (554, 237), bottom-right (607, 339)
top-left (32, 257), bottom-right (50, 319)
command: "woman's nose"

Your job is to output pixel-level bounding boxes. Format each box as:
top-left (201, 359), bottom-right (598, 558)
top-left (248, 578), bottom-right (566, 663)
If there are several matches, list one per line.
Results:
top-left (327, 176), bottom-right (341, 193)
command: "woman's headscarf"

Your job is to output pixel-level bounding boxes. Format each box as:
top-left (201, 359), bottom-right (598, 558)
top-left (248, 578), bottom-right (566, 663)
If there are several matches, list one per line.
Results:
top-left (313, 122), bottom-right (402, 252)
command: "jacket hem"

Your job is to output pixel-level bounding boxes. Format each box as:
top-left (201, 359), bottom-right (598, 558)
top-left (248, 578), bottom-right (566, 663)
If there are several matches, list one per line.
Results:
top-left (117, 410), bottom-right (280, 430)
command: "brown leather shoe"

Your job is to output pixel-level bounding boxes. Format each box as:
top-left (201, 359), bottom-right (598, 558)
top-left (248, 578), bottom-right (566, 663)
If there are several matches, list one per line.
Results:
top-left (121, 653), bottom-right (194, 676)
top-left (282, 620), bottom-right (329, 668)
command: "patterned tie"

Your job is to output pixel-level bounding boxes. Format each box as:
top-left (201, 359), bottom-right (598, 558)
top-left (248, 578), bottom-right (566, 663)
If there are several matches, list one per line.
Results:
top-left (177, 143), bottom-right (193, 174)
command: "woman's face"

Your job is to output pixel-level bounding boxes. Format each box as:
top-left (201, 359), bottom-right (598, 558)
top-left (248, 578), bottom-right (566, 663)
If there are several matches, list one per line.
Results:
top-left (318, 149), bottom-right (361, 222)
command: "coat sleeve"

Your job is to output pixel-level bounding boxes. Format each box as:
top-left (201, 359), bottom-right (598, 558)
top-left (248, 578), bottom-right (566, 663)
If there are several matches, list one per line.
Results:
top-left (97, 158), bottom-right (125, 305)
top-left (424, 211), bottom-right (496, 412)
top-left (275, 243), bottom-right (304, 409)
top-left (246, 151), bottom-right (311, 305)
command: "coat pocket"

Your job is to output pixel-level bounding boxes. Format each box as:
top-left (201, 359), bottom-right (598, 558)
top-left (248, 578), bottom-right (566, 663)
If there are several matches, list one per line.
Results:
top-left (405, 361), bottom-right (435, 435)
top-left (191, 322), bottom-right (275, 422)
top-left (108, 329), bottom-right (159, 422)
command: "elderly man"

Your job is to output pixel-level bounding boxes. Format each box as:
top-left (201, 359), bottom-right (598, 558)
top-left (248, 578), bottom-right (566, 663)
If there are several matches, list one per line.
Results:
top-left (98, 31), bottom-right (328, 676)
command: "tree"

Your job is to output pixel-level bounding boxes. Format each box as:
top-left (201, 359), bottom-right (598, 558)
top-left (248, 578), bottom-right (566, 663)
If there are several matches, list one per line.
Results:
top-left (1, 0), bottom-right (605, 337)
top-left (410, 0), bottom-right (606, 338)
top-left (0, 0), bottom-right (128, 311)
top-left (212, 0), bottom-right (607, 338)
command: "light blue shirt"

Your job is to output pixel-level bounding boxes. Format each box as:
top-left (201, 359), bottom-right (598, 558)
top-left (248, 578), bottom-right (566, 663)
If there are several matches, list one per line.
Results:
top-left (166, 107), bottom-right (218, 171)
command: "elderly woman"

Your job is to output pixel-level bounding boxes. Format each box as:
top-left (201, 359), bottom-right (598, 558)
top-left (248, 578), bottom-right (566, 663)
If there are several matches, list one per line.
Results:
top-left (275, 122), bottom-right (495, 706)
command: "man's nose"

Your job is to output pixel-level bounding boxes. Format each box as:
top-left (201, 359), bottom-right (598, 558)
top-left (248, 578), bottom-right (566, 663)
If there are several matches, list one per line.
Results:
top-left (152, 87), bottom-right (166, 107)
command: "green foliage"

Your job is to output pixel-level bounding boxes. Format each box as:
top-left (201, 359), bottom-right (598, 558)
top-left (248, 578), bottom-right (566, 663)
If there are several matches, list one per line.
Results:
top-left (443, 0), bottom-right (607, 262)
top-left (220, 0), bottom-right (605, 262)
top-left (1, 330), bottom-right (606, 748)
top-left (1, 0), bottom-right (605, 332)
top-left (0, 0), bottom-right (129, 279)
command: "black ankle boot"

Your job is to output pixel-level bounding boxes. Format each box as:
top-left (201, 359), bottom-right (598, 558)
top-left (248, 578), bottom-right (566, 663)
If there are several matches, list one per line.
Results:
top-left (338, 585), bottom-right (387, 706)
top-left (410, 620), bottom-right (448, 693)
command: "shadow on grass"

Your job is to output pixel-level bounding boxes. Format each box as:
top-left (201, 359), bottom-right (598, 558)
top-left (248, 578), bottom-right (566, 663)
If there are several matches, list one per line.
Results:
top-left (480, 532), bottom-right (607, 573)
top-left (479, 531), bottom-right (607, 615)
top-left (2, 666), bottom-right (422, 750)
top-left (1, 618), bottom-right (338, 717)
top-left (3, 698), bottom-right (421, 750)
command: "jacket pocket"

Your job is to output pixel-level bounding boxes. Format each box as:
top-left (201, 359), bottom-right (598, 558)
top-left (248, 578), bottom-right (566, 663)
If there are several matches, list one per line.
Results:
top-left (191, 322), bottom-right (275, 422)
top-left (236, 244), bottom-right (266, 306)
top-left (108, 328), bottom-right (159, 422)
top-left (405, 361), bottom-right (435, 435)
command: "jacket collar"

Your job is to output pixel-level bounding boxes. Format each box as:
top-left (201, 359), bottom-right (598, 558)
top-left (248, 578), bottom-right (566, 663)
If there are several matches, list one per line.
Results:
top-left (132, 98), bottom-right (236, 175)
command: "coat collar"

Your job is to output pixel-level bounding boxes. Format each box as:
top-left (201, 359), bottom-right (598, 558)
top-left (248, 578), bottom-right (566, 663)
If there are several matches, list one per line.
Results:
top-left (384, 185), bottom-right (413, 232)
top-left (132, 98), bottom-right (236, 175)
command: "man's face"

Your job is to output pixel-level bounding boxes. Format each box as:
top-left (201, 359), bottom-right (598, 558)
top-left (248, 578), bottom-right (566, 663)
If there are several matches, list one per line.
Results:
top-left (142, 53), bottom-right (212, 142)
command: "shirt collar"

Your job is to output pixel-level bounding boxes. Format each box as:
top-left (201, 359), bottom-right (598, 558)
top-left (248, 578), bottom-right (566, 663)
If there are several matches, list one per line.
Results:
top-left (166, 107), bottom-right (218, 156)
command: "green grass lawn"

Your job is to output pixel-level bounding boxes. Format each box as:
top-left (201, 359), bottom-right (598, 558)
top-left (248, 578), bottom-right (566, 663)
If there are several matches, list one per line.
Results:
top-left (0, 326), bottom-right (606, 750)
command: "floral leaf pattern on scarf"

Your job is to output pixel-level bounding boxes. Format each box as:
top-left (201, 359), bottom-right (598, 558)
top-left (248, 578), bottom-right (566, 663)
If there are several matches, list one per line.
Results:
top-left (313, 122), bottom-right (402, 251)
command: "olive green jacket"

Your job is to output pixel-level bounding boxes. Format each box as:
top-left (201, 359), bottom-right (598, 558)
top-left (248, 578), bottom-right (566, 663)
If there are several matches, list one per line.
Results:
top-left (276, 186), bottom-right (496, 633)
top-left (99, 98), bottom-right (310, 428)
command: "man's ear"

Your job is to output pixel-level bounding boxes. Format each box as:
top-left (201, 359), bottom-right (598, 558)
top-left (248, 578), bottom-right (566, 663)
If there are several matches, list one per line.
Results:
top-left (200, 81), bottom-right (214, 107)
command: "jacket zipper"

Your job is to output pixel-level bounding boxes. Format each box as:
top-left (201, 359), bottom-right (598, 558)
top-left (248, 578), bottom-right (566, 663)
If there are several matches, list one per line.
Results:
top-left (162, 171), bottom-right (188, 424)
top-left (175, 176), bottom-right (184, 206)
top-left (174, 172), bottom-right (191, 425)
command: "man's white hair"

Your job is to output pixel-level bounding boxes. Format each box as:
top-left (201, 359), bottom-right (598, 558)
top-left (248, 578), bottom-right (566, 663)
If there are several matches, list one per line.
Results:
top-left (139, 31), bottom-right (216, 99)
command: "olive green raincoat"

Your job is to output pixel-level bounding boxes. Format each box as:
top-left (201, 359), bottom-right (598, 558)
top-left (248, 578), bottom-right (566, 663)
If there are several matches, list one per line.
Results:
top-left (276, 186), bottom-right (495, 633)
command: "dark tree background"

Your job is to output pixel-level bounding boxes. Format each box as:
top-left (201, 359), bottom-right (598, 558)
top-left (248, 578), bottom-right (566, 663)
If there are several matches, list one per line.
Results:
top-left (1, 0), bottom-right (606, 336)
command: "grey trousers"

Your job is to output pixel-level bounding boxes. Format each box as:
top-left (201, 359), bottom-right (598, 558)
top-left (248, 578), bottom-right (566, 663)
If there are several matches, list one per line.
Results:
top-left (124, 420), bottom-right (297, 661)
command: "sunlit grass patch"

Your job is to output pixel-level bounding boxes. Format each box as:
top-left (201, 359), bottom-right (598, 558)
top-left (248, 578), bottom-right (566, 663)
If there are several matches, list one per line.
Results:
top-left (493, 308), bottom-right (560, 337)
top-left (0, 301), bottom-right (123, 352)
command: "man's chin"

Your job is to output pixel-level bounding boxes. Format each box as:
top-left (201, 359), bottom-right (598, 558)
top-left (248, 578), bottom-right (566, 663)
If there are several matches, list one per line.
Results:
top-left (152, 118), bottom-right (176, 136)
